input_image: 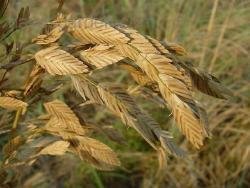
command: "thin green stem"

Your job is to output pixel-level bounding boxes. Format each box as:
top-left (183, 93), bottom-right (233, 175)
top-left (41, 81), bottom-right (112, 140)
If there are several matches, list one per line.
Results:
top-left (91, 168), bottom-right (105, 188)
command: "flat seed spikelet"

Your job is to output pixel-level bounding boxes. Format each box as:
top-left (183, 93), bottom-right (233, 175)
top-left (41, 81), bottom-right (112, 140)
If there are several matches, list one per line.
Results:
top-left (34, 46), bottom-right (88, 75)
top-left (23, 64), bottom-right (44, 96)
top-left (38, 140), bottom-right (70, 156)
top-left (79, 44), bottom-right (124, 69)
top-left (186, 65), bottom-right (233, 99)
top-left (32, 25), bottom-right (65, 45)
top-left (145, 36), bottom-right (170, 55)
top-left (0, 96), bottom-right (28, 114)
top-left (120, 62), bottom-right (155, 86)
top-left (115, 24), bottom-right (160, 54)
top-left (44, 100), bottom-right (87, 136)
top-left (44, 117), bottom-right (88, 138)
top-left (162, 41), bottom-right (188, 56)
top-left (68, 18), bottom-right (130, 45)
top-left (69, 136), bottom-right (121, 170)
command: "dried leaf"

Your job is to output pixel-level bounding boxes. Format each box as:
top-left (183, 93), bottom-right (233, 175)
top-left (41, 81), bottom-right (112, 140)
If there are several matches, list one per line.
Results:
top-left (34, 46), bottom-right (89, 75)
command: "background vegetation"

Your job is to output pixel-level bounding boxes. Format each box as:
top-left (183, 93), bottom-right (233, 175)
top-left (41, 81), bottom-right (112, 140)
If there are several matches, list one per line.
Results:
top-left (0, 0), bottom-right (249, 187)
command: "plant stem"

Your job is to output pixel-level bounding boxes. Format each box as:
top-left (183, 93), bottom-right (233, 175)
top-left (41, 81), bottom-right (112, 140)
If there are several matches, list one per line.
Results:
top-left (91, 168), bottom-right (104, 188)
top-left (12, 108), bottom-right (22, 130)
top-left (199, 0), bottom-right (219, 68)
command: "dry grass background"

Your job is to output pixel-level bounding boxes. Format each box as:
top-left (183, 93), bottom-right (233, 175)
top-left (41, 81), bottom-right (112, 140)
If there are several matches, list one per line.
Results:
top-left (0, 0), bottom-right (249, 187)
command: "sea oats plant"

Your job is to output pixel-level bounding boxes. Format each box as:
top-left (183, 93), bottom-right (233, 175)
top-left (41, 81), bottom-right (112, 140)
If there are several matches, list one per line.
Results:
top-left (0, 1), bottom-right (235, 186)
